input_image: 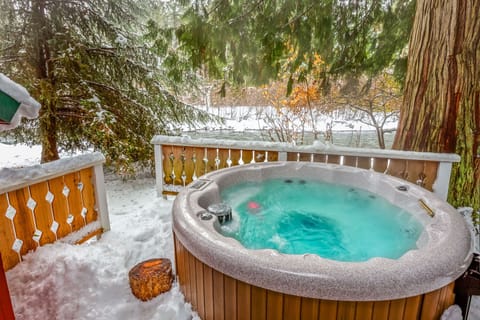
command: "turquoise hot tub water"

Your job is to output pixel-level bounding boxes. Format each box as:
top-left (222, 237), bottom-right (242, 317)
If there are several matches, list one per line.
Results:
top-left (219, 178), bottom-right (423, 262)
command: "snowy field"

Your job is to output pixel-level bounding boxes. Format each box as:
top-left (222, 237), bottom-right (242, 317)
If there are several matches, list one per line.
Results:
top-left (187, 105), bottom-right (398, 148)
top-left (1, 143), bottom-right (479, 320)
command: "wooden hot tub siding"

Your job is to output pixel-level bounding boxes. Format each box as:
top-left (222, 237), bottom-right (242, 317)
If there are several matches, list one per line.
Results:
top-left (174, 235), bottom-right (455, 320)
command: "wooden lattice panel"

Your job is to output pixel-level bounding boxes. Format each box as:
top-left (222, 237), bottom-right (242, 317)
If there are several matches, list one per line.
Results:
top-left (162, 145), bottom-right (279, 192)
top-left (153, 136), bottom-right (459, 198)
top-left (0, 168), bottom-right (100, 271)
top-left (283, 152), bottom-right (439, 192)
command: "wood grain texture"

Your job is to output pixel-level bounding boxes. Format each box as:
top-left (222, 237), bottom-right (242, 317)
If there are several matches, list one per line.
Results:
top-left (213, 268), bottom-right (225, 320)
top-left (357, 157), bottom-right (372, 170)
top-left (195, 258), bottom-right (205, 317)
top-left (283, 295), bottom-right (300, 320)
top-left (266, 290), bottom-right (283, 320)
top-left (174, 237), bottom-right (456, 320)
top-left (355, 301), bottom-right (373, 320)
top-left (10, 189), bottom-right (38, 257)
top-left (300, 297), bottom-right (319, 320)
top-left (160, 144), bottom-right (448, 199)
top-left (237, 279), bottom-right (251, 320)
top-left (224, 275), bottom-right (237, 320)
top-left (79, 168), bottom-right (98, 223)
top-left (64, 172), bottom-right (86, 232)
top-left (0, 194), bottom-right (19, 270)
top-left (0, 167), bottom-right (104, 271)
top-left (372, 158), bottom-right (389, 173)
top-left (343, 155), bottom-right (358, 167)
top-left (29, 182), bottom-right (56, 245)
top-left (388, 299), bottom-right (406, 320)
top-left (203, 264), bottom-right (214, 320)
top-left (0, 254), bottom-right (15, 320)
top-left (48, 177), bottom-right (72, 238)
top-left (372, 301), bottom-right (390, 320)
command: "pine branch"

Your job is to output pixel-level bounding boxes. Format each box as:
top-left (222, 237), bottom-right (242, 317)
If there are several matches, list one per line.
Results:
top-left (226, 0), bottom-right (265, 26)
top-left (282, 3), bottom-right (316, 29)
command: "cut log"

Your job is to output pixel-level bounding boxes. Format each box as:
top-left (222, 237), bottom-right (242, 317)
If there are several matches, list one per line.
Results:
top-left (128, 258), bottom-right (173, 301)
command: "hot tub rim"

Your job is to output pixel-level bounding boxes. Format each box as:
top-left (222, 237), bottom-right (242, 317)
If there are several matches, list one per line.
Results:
top-left (172, 162), bottom-right (474, 301)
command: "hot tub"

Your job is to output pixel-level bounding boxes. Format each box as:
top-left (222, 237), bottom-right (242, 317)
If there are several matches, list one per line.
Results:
top-left (172, 162), bottom-right (473, 320)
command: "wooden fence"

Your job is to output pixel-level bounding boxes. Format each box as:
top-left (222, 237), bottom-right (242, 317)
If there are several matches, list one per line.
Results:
top-left (151, 135), bottom-right (461, 200)
top-left (0, 153), bottom-right (110, 271)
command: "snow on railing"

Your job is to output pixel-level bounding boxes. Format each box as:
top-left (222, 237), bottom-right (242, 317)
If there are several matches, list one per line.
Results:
top-left (151, 135), bottom-right (460, 200)
top-left (0, 153), bottom-right (110, 271)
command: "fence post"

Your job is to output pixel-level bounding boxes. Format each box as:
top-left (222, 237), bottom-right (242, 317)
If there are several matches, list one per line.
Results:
top-left (432, 161), bottom-right (454, 201)
top-left (278, 151), bottom-right (288, 161)
top-left (154, 144), bottom-right (164, 197)
top-left (0, 254), bottom-right (15, 320)
top-left (93, 164), bottom-right (110, 232)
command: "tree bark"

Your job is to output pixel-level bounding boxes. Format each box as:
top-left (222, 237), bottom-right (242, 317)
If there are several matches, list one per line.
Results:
top-left (393, 0), bottom-right (480, 209)
top-left (32, 0), bottom-right (59, 163)
top-left (39, 97), bottom-right (59, 163)
top-left (376, 127), bottom-right (385, 149)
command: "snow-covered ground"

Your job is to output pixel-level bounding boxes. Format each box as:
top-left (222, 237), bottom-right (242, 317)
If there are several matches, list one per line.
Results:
top-left (1, 143), bottom-right (478, 320)
top-left (7, 178), bottom-right (199, 320)
top-left (181, 105), bottom-right (399, 148)
top-left (192, 105), bottom-right (399, 133)
top-left (1, 144), bottom-right (198, 320)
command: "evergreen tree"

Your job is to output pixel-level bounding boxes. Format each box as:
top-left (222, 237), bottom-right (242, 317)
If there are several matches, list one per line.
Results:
top-left (170, 0), bottom-right (414, 91)
top-left (0, 0), bottom-right (211, 174)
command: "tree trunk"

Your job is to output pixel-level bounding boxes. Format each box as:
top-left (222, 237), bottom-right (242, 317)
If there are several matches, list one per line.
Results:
top-left (393, 0), bottom-right (480, 210)
top-left (376, 126), bottom-right (385, 149)
top-left (32, 0), bottom-right (59, 163)
top-left (39, 98), bottom-right (59, 163)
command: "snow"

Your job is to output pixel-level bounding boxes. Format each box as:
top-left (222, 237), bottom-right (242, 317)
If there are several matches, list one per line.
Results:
top-left (0, 143), bottom-right (199, 320)
top-left (0, 152), bottom-right (104, 194)
top-left (58, 221), bottom-right (102, 245)
top-left (87, 95), bottom-right (101, 104)
top-left (115, 34), bottom-right (128, 46)
top-left (0, 142), bottom-right (478, 320)
top-left (0, 73), bottom-right (41, 131)
top-left (0, 143), bottom-right (42, 167)
top-left (192, 105), bottom-right (398, 133)
top-left (441, 305), bottom-right (463, 320)
top-left (4, 173), bottom-right (199, 319)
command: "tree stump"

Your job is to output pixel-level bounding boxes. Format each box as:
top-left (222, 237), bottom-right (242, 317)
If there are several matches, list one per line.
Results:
top-left (128, 258), bottom-right (173, 301)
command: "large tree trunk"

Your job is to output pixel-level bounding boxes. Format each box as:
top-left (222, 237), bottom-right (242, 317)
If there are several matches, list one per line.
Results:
top-left (393, 0), bottom-right (480, 210)
top-left (32, 0), bottom-right (59, 163)
top-left (39, 98), bottom-right (59, 163)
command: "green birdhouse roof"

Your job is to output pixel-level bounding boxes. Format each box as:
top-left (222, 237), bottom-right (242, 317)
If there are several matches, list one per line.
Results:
top-left (0, 74), bottom-right (40, 130)
top-left (0, 90), bottom-right (21, 123)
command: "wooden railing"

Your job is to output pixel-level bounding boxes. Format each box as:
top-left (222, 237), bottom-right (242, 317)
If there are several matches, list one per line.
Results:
top-left (151, 135), bottom-right (461, 200)
top-left (0, 153), bottom-right (110, 271)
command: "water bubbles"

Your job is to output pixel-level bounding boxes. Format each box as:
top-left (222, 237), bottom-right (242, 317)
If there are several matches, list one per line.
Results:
top-left (219, 178), bottom-right (422, 261)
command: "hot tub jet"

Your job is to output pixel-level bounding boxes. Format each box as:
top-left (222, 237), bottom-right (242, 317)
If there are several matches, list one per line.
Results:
top-left (207, 203), bottom-right (232, 224)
